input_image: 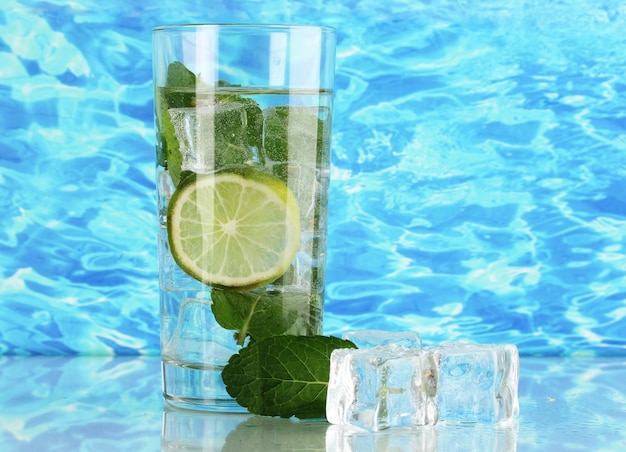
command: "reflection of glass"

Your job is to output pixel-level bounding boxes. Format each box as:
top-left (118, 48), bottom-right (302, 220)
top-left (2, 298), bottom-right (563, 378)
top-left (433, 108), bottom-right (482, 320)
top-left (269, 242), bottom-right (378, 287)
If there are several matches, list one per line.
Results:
top-left (161, 406), bottom-right (250, 451)
top-left (160, 407), bottom-right (328, 451)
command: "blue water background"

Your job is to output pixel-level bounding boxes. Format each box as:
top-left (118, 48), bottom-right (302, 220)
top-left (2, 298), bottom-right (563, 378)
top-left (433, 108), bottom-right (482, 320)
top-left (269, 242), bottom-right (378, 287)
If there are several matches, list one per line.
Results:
top-left (0, 0), bottom-right (625, 356)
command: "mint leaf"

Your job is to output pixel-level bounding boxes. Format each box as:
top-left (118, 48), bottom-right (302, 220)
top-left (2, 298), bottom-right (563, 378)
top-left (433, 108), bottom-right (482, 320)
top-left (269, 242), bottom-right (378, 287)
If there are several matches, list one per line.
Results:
top-left (222, 335), bottom-right (357, 418)
top-left (155, 62), bottom-right (197, 186)
top-left (166, 61), bottom-right (196, 87)
top-left (263, 106), bottom-right (331, 183)
top-left (211, 99), bottom-right (263, 168)
top-left (211, 289), bottom-right (321, 346)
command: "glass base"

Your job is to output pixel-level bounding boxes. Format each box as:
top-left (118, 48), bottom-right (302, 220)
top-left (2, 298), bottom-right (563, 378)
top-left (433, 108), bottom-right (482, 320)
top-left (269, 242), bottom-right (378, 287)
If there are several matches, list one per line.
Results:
top-left (162, 360), bottom-right (247, 412)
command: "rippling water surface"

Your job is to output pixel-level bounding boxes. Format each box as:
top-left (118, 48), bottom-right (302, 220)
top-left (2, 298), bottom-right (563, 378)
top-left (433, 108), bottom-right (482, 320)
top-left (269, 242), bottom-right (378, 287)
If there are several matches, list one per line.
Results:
top-left (0, 0), bottom-right (625, 356)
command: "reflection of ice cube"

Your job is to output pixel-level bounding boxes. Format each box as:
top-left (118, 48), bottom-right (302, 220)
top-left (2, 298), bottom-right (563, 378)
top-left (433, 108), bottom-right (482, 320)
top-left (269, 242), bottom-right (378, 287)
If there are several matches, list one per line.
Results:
top-left (169, 104), bottom-right (249, 173)
top-left (342, 330), bottom-right (423, 349)
top-left (436, 421), bottom-right (519, 452)
top-left (431, 343), bottom-right (519, 424)
top-left (163, 298), bottom-right (239, 366)
top-left (326, 424), bottom-right (437, 452)
top-left (327, 345), bottom-right (438, 432)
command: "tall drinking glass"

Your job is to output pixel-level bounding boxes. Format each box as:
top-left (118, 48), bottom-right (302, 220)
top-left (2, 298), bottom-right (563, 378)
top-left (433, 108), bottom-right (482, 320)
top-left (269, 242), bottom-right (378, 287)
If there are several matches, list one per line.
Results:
top-left (152, 24), bottom-right (336, 411)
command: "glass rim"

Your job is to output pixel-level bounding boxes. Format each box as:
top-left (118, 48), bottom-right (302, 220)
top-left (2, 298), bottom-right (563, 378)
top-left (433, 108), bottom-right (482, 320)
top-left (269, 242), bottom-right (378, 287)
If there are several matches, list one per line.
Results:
top-left (152, 23), bottom-right (335, 33)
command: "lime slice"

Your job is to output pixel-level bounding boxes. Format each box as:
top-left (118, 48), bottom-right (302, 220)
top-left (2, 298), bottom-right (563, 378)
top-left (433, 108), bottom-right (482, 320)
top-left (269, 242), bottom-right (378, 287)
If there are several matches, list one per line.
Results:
top-left (167, 167), bottom-right (300, 290)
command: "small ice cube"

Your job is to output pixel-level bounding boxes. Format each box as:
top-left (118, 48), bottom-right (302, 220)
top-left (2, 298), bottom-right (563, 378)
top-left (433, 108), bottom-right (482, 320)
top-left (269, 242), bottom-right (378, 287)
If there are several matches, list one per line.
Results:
top-left (342, 330), bottom-right (423, 349)
top-left (431, 343), bottom-right (519, 424)
top-left (163, 298), bottom-right (239, 366)
top-left (326, 345), bottom-right (438, 432)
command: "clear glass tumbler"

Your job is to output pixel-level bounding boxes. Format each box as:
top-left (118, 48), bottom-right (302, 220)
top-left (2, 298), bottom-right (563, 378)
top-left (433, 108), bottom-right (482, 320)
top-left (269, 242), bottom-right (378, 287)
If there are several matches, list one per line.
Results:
top-left (152, 24), bottom-right (336, 411)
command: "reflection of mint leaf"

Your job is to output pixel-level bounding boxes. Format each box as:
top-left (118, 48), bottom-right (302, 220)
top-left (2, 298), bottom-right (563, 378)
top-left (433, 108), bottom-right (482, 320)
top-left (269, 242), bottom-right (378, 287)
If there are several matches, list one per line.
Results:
top-left (222, 416), bottom-right (328, 452)
top-left (222, 335), bottom-right (356, 418)
top-left (212, 289), bottom-right (321, 346)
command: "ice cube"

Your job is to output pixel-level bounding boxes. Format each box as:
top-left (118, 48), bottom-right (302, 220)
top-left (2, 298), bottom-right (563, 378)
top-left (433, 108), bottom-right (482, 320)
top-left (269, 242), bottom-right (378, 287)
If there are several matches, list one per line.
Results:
top-left (342, 330), bottom-right (423, 349)
top-left (326, 345), bottom-right (438, 432)
top-left (169, 102), bottom-right (261, 173)
top-left (162, 297), bottom-right (240, 366)
top-left (431, 343), bottom-right (519, 424)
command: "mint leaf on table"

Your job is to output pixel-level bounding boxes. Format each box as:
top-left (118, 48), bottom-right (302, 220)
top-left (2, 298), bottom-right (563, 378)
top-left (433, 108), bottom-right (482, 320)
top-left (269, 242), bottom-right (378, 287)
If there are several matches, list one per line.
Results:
top-left (211, 289), bottom-right (321, 346)
top-left (222, 335), bottom-right (356, 419)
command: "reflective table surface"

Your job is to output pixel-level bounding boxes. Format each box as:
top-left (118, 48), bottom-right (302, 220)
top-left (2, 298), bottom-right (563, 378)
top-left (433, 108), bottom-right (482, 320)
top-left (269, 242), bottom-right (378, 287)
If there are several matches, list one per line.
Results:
top-left (1, 356), bottom-right (624, 451)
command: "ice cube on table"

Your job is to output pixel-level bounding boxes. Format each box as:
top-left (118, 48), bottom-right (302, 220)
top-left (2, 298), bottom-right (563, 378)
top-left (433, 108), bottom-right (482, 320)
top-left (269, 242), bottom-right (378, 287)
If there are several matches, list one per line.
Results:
top-left (341, 330), bottom-right (423, 349)
top-left (431, 343), bottom-right (519, 424)
top-left (326, 345), bottom-right (438, 432)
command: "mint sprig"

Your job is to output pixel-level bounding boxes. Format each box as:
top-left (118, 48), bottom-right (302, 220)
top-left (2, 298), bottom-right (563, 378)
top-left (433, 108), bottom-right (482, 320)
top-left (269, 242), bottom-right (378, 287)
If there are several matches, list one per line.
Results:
top-left (222, 335), bottom-right (356, 418)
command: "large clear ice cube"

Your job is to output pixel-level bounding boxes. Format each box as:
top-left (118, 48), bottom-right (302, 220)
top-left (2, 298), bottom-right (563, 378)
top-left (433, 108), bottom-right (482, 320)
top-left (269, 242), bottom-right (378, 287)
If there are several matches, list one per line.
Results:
top-left (431, 343), bottom-right (520, 424)
top-left (326, 345), bottom-right (438, 432)
top-left (342, 330), bottom-right (423, 349)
